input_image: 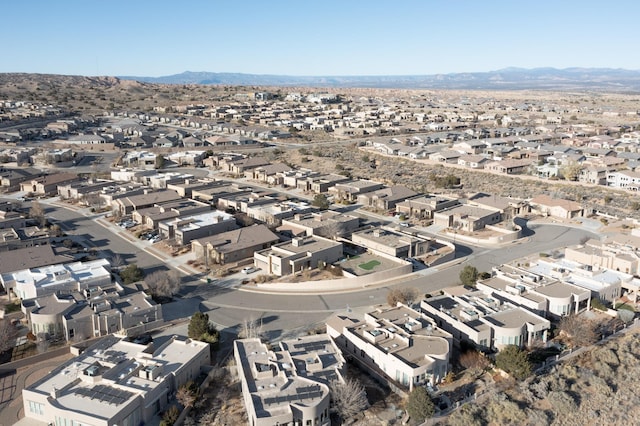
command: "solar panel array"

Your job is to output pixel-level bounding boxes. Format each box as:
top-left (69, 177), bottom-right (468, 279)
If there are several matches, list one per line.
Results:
top-left (263, 389), bottom-right (324, 406)
top-left (75, 384), bottom-right (134, 406)
top-left (292, 340), bottom-right (330, 352)
top-left (296, 385), bottom-right (321, 394)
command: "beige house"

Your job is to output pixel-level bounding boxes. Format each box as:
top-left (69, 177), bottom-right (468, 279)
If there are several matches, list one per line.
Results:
top-left (421, 288), bottom-right (550, 351)
top-left (351, 227), bottom-right (431, 258)
top-left (21, 335), bottom-right (210, 426)
top-left (326, 304), bottom-right (451, 390)
top-left (235, 335), bottom-right (343, 426)
top-left (433, 204), bottom-right (502, 232)
top-left (357, 185), bottom-right (418, 211)
top-left (395, 195), bottom-right (459, 220)
top-left (21, 287), bottom-right (162, 341)
top-left (529, 194), bottom-right (585, 219)
top-left (254, 235), bottom-right (343, 276)
top-left (279, 211), bottom-right (360, 239)
top-left (20, 172), bottom-right (79, 195)
top-left (192, 225), bottom-right (279, 265)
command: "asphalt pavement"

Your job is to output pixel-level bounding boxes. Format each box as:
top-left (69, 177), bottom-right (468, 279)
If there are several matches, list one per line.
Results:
top-left (3, 196), bottom-right (600, 343)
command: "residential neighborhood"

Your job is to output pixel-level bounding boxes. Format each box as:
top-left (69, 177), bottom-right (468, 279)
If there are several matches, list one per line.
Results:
top-left (1, 80), bottom-right (640, 426)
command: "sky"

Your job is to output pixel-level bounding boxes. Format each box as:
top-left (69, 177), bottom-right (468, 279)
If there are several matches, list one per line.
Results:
top-left (4, 0), bottom-right (640, 77)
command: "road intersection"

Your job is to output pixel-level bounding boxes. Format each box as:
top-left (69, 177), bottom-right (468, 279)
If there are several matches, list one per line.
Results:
top-left (26, 198), bottom-right (598, 342)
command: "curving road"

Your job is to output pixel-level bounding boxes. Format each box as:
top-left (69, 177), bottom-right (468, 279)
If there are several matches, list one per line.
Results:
top-left (24, 200), bottom-right (599, 340)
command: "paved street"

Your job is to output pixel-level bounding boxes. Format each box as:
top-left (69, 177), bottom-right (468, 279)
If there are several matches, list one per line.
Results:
top-left (3, 197), bottom-right (599, 343)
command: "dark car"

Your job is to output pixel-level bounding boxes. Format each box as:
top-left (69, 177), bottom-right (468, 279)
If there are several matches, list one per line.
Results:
top-left (132, 334), bottom-right (153, 345)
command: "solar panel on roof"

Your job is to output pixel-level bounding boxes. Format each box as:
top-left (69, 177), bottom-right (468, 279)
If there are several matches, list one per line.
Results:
top-left (74, 384), bottom-right (134, 406)
top-left (292, 340), bottom-right (330, 351)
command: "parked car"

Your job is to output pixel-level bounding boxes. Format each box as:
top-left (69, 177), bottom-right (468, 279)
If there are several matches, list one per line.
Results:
top-left (242, 266), bottom-right (258, 274)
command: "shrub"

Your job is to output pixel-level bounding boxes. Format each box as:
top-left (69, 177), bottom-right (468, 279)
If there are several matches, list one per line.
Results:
top-left (459, 265), bottom-right (479, 287)
top-left (495, 345), bottom-right (532, 380)
top-left (119, 264), bottom-right (145, 284)
top-left (387, 287), bottom-right (419, 307)
top-left (160, 405), bottom-right (180, 426)
top-left (406, 387), bottom-right (435, 423)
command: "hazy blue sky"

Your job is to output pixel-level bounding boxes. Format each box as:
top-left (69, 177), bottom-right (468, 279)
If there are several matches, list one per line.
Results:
top-left (4, 0), bottom-right (640, 77)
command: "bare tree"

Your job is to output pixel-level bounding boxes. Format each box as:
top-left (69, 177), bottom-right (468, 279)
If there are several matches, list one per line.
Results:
top-left (36, 332), bottom-right (50, 354)
top-left (111, 253), bottom-right (124, 269)
top-left (82, 193), bottom-right (103, 210)
top-left (558, 314), bottom-right (598, 347)
top-left (330, 378), bottom-right (369, 422)
top-left (144, 269), bottom-right (182, 298)
top-left (459, 350), bottom-right (491, 376)
top-left (0, 319), bottom-right (18, 354)
top-left (29, 200), bottom-right (46, 227)
top-left (239, 317), bottom-right (264, 339)
top-left (387, 287), bottom-right (420, 307)
top-left (176, 383), bottom-right (198, 409)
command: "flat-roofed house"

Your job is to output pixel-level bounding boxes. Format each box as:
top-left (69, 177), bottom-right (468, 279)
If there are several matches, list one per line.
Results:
top-left (235, 334), bottom-right (343, 426)
top-left (279, 211), bottom-right (360, 239)
top-left (421, 288), bottom-right (550, 351)
top-left (351, 227), bottom-right (431, 258)
top-left (254, 235), bottom-right (343, 276)
top-left (395, 195), bottom-right (459, 220)
top-left (21, 334), bottom-right (210, 426)
top-left (1, 259), bottom-right (111, 300)
top-left (113, 189), bottom-right (182, 216)
top-left (131, 199), bottom-right (211, 229)
top-left (21, 287), bottom-right (163, 341)
top-left (326, 304), bottom-right (452, 390)
top-left (433, 204), bottom-right (502, 232)
top-left (328, 179), bottom-right (385, 202)
top-left (245, 163), bottom-right (293, 185)
top-left (159, 210), bottom-right (238, 245)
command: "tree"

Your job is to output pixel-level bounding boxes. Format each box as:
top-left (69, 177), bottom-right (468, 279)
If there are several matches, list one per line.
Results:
top-left (459, 265), bottom-right (479, 287)
top-left (111, 253), bottom-right (124, 269)
top-left (559, 160), bottom-right (582, 181)
top-left (144, 270), bottom-right (181, 298)
top-left (330, 378), bottom-right (369, 422)
top-left (160, 405), bottom-right (180, 426)
top-left (176, 381), bottom-right (198, 409)
top-left (406, 387), bottom-right (435, 423)
top-left (119, 263), bottom-right (145, 284)
top-left (188, 312), bottom-right (220, 345)
top-left (495, 345), bottom-right (532, 380)
top-left (239, 317), bottom-right (264, 339)
top-left (155, 155), bottom-right (166, 169)
top-left (387, 287), bottom-right (419, 307)
top-left (0, 320), bottom-right (18, 354)
top-left (558, 314), bottom-right (598, 347)
top-left (311, 193), bottom-right (330, 210)
top-left (29, 200), bottom-right (46, 227)
top-left (49, 224), bottom-right (63, 237)
top-left (459, 350), bottom-right (491, 375)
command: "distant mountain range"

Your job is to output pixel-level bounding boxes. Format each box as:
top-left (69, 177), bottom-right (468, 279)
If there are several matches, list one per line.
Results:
top-left (118, 68), bottom-right (640, 91)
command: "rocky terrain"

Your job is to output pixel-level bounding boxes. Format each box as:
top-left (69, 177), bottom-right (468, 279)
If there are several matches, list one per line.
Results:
top-left (444, 329), bottom-right (640, 425)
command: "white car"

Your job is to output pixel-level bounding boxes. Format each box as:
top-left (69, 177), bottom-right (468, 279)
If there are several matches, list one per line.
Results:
top-left (242, 266), bottom-right (258, 274)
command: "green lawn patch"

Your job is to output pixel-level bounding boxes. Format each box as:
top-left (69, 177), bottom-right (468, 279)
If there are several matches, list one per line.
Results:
top-left (615, 302), bottom-right (635, 312)
top-left (358, 260), bottom-right (381, 271)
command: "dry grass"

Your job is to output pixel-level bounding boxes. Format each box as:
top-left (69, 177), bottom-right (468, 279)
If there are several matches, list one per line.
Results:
top-left (447, 329), bottom-right (640, 425)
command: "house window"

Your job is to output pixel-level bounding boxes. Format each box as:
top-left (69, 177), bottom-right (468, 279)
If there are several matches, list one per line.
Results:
top-left (28, 400), bottom-right (44, 415)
